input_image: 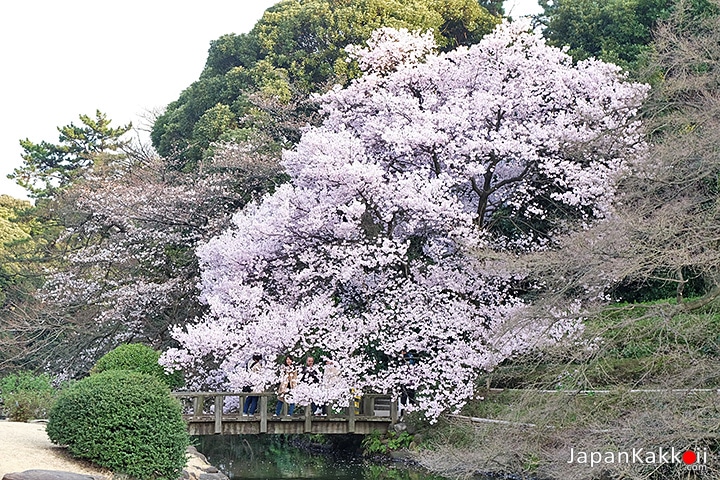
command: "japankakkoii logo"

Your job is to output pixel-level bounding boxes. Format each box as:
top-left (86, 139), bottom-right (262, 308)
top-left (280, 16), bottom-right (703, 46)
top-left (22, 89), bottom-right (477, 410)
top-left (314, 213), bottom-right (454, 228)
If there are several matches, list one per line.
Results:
top-left (568, 447), bottom-right (708, 471)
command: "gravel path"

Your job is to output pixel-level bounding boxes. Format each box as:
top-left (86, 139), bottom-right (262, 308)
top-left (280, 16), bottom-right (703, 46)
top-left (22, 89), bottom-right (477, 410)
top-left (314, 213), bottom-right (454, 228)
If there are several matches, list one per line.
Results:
top-left (0, 420), bottom-right (110, 479)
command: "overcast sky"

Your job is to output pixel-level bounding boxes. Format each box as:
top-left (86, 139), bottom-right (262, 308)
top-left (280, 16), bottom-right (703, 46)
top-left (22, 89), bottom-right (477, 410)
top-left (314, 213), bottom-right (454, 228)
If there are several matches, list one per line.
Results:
top-left (0, 0), bottom-right (542, 200)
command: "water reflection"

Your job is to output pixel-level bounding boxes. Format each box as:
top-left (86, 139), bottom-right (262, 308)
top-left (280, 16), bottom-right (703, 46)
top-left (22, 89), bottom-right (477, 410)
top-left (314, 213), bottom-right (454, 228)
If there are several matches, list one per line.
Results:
top-left (194, 435), bottom-right (448, 480)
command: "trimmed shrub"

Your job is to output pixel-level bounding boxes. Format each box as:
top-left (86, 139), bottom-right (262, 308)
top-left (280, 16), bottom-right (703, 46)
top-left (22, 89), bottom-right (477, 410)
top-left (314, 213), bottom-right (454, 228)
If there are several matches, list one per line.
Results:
top-left (92, 343), bottom-right (183, 389)
top-left (47, 370), bottom-right (189, 480)
top-left (0, 371), bottom-right (56, 422)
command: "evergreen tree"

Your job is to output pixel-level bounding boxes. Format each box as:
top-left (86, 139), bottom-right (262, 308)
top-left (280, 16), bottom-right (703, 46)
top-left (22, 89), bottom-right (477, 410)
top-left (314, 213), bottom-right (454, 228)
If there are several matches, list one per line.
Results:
top-left (9, 110), bottom-right (131, 199)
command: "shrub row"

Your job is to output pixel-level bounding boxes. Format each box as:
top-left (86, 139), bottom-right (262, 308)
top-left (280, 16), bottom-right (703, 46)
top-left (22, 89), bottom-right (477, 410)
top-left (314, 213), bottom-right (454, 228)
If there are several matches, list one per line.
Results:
top-left (0, 371), bottom-right (55, 422)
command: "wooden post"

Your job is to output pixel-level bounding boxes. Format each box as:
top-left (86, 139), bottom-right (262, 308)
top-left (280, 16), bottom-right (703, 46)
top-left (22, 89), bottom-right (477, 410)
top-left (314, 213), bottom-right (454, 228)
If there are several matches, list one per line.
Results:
top-left (304, 405), bottom-right (312, 433)
top-left (348, 397), bottom-right (355, 433)
top-left (363, 396), bottom-right (373, 416)
top-left (193, 395), bottom-right (202, 420)
top-left (214, 395), bottom-right (223, 434)
top-left (260, 395), bottom-right (268, 433)
top-left (390, 397), bottom-right (398, 425)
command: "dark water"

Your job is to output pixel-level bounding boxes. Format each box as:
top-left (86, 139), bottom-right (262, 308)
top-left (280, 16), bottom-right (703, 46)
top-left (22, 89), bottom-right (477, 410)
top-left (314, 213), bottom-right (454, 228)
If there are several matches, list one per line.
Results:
top-left (194, 435), bottom-right (449, 480)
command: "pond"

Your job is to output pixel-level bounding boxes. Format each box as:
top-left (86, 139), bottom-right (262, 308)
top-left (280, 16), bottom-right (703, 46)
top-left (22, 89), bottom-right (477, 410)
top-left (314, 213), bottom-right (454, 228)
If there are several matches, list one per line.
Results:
top-left (194, 434), bottom-right (450, 480)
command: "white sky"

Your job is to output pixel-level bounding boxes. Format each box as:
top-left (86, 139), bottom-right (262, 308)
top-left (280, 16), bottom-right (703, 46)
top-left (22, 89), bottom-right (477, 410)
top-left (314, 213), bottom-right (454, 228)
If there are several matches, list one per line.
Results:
top-left (0, 0), bottom-right (542, 201)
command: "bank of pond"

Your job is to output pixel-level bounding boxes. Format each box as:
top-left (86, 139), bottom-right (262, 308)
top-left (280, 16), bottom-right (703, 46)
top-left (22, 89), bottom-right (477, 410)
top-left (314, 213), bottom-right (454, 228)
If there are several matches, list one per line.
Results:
top-left (195, 433), bottom-right (445, 480)
top-left (194, 434), bottom-right (534, 480)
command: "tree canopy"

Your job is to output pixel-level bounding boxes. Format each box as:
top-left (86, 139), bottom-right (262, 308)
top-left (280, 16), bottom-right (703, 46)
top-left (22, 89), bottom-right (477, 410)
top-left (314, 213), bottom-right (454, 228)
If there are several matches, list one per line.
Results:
top-left (533, 0), bottom-right (720, 310)
top-left (539, 0), bottom-right (720, 72)
top-left (0, 196), bottom-right (35, 307)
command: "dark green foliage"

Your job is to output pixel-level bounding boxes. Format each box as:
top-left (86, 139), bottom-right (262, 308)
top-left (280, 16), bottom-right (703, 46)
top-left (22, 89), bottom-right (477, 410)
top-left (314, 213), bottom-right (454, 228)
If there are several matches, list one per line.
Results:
top-left (479, 0), bottom-right (504, 16)
top-left (610, 269), bottom-right (707, 303)
top-left (0, 195), bottom-right (37, 310)
top-left (1, 390), bottom-right (55, 422)
top-left (540, 0), bottom-right (673, 69)
top-left (0, 371), bottom-right (56, 421)
top-left (0, 196), bottom-right (32, 246)
top-left (361, 430), bottom-right (414, 455)
top-left (539, 0), bottom-right (720, 70)
top-left (47, 370), bottom-right (189, 480)
top-left (1, 370), bottom-right (54, 395)
top-left (151, 0), bottom-right (499, 168)
top-left (91, 343), bottom-right (183, 389)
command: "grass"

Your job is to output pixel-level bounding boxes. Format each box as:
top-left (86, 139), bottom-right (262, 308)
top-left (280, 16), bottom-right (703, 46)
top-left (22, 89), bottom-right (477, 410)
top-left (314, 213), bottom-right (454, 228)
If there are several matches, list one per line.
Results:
top-left (482, 301), bottom-right (720, 391)
top-left (412, 298), bottom-right (720, 480)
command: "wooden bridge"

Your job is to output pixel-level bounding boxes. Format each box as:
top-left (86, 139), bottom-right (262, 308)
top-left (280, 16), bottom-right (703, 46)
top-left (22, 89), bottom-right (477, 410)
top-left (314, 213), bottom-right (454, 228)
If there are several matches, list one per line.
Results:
top-left (172, 392), bottom-right (398, 435)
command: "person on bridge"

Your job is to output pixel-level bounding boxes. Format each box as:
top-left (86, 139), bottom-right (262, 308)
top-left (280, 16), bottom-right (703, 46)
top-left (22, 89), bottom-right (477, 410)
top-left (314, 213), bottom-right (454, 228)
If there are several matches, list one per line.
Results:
top-left (317, 358), bottom-right (341, 416)
top-left (300, 356), bottom-right (322, 415)
top-left (242, 353), bottom-right (264, 416)
top-left (300, 356), bottom-right (321, 384)
top-left (274, 355), bottom-right (298, 416)
top-left (399, 349), bottom-right (417, 417)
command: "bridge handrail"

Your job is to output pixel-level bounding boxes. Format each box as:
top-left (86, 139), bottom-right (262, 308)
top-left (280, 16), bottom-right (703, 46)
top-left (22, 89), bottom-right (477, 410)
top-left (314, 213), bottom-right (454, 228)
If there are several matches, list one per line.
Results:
top-left (171, 391), bottom-right (392, 397)
top-left (170, 390), bottom-right (398, 434)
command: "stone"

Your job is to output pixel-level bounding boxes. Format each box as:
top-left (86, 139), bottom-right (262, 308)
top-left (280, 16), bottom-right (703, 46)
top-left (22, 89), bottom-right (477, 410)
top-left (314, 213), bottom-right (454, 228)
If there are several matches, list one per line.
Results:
top-left (389, 450), bottom-right (413, 461)
top-left (198, 474), bottom-right (227, 480)
top-left (183, 447), bottom-right (228, 480)
top-left (392, 422), bottom-right (407, 433)
top-left (186, 446), bottom-right (208, 464)
top-left (3, 471), bottom-right (105, 480)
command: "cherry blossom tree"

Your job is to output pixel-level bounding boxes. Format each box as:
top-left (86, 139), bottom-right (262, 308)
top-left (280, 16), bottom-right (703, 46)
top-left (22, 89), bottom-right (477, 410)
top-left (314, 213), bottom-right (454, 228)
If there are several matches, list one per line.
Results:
top-left (161, 23), bottom-right (648, 419)
top-left (2, 134), bottom-right (283, 377)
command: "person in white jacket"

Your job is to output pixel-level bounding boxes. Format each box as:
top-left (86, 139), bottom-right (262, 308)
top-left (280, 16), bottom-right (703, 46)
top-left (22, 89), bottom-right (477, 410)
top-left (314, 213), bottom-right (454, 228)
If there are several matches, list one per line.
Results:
top-left (316, 358), bottom-right (342, 416)
top-left (242, 354), bottom-right (264, 416)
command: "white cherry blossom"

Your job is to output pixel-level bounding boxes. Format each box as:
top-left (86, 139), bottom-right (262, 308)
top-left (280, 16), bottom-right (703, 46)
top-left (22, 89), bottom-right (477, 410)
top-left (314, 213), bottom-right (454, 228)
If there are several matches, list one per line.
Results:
top-left (162, 23), bottom-right (648, 419)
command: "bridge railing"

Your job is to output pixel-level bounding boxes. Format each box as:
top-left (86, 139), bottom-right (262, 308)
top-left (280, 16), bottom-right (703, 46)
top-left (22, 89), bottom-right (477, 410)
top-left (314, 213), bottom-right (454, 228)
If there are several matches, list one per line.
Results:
top-left (171, 391), bottom-right (398, 434)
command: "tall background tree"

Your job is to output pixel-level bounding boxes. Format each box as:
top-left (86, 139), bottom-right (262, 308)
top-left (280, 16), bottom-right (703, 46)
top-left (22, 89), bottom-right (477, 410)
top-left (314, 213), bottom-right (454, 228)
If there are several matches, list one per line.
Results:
top-left (540, 0), bottom-right (671, 67)
top-left (538, 0), bottom-right (718, 72)
top-left (150, 0), bottom-right (500, 170)
top-left (528, 0), bottom-right (720, 308)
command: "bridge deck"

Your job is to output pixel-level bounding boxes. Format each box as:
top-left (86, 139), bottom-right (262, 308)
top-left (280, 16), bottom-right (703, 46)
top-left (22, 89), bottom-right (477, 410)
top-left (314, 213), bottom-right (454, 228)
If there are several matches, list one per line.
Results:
top-left (173, 392), bottom-right (398, 435)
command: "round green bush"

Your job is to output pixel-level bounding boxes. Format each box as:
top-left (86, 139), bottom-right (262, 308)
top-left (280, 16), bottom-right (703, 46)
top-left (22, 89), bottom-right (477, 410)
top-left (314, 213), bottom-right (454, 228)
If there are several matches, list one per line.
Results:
top-left (91, 343), bottom-right (183, 389)
top-left (47, 370), bottom-right (189, 480)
